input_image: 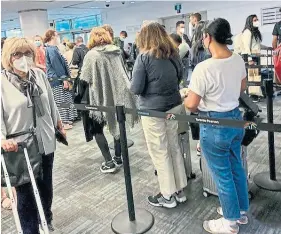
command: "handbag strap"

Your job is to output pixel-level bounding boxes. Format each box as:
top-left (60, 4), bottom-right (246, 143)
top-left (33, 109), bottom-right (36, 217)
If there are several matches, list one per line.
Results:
top-left (169, 58), bottom-right (181, 82)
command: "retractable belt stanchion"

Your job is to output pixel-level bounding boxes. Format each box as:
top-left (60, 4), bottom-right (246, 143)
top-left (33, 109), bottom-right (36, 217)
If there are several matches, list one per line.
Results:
top-left (253, 79), bottom-right (281, 191)
top-left (111, 106), bottom-right (154, 234)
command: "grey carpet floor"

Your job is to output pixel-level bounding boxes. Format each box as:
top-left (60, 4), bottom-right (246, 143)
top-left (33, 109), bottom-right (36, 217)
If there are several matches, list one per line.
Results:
top-left (2, 97), bottom-right (281, 234)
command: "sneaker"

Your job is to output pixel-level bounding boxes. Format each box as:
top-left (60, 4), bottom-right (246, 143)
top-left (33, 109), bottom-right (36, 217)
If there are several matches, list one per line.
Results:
top-left (148, 193), bottom-right (177, 208)
top-left (174, 190), bottom-right (187, 203)
top-left (48, 223), bottom-right (55, 232)
top-left (203, 217), bottom-right (239, 234)
top-left (113, 156), bottom-right (123, 168)
top-left (100, 161), bottom-right (117, 174)
top-left (217, 207), bottom-right (248, 225)
top-left (196, 143), bottom-right (201, 156)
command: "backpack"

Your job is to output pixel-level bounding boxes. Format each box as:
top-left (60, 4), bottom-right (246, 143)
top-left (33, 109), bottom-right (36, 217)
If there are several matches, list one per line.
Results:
top-left (233, 33), bottom-right (244, 54)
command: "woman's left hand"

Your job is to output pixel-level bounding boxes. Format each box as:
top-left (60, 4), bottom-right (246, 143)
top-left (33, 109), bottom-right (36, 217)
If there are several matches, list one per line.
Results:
top-left (57, 121), bottom-right (66, 138)
top-left (63, 80), bottom-right (69, 90)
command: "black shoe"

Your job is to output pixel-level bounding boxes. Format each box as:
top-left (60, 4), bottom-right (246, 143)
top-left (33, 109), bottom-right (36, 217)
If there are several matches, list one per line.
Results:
top-left (113, 156), bottom-right (123, 168)
top-left (100, 161), bottom-right (117, 173)
top-left (47, 223), bottom-right (55, 232)
top-left (148, 193), bottom-right (177, 208)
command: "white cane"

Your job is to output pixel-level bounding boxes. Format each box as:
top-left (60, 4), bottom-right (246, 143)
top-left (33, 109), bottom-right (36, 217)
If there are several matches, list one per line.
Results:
top-left (1, 152), bottom-right (23, 234)
top-left (19, 143), bottom-right (49, 234)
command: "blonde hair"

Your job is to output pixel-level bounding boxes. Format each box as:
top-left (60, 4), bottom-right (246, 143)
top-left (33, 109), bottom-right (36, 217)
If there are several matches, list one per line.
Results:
top-left (2, 37), bottom-right (35, 71)
top-left (101, 24), bottom-right (114, 39)
top-left (88, 27), bottom-right (113, 49)
top-left (34, 35), bottom-right (43, 41)
top-left (137, 22), bottom-right (178, 59)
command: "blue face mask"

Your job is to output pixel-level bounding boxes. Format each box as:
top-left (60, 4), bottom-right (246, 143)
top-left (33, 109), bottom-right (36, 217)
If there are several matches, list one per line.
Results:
top-left (34, 41), bottom-right (41, 47)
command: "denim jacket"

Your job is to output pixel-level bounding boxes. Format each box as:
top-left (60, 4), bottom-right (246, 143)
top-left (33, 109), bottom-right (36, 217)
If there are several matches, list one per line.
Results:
top-left (45, 45), bottom-right (70, 87)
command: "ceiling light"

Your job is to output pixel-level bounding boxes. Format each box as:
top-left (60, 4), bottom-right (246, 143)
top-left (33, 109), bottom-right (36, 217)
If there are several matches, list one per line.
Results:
top-left (91, 6), bottom-right (99, 8)
top-left (105, 0), bottom-right (110, 2)
top-left (130, 1), bottom-right (135, 3)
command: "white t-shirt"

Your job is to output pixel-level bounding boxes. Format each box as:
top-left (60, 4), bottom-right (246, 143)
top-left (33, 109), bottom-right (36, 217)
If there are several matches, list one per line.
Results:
top-left (189, 53), bottom-right (247, 112)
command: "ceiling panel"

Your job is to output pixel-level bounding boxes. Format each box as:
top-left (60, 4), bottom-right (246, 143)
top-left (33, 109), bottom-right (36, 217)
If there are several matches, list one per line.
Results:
top-left (1, 0), bottom-right (142, 31)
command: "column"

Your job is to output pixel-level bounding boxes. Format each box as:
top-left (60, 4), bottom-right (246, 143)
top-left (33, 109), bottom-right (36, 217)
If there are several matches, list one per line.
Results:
top-left (19, 9), bottom-right (49, 38)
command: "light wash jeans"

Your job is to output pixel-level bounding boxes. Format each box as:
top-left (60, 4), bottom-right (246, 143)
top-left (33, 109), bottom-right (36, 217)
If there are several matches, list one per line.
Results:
top-left (199, 108), bottom-right (249, 221)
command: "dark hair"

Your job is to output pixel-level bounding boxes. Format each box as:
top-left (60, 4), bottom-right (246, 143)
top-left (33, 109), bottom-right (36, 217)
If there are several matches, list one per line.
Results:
top-left (120, 31), bottom-right (128, 37)
top-left (76, 36), bottom-right (84, 43)
top-left (44, 29), bottom-right (56, 43)
top-left (162, 25), bottom-right (166, 29)
top-left (192, 13), bottom-right (202, 22)
top-left (204, 18), bottom-right (233, 45)
top-left (176, 21), bottom-right (185, 28)
top-left (170, 33), bottom-right (182, 45)
top-left (243, 14), bottom-right (262, 42)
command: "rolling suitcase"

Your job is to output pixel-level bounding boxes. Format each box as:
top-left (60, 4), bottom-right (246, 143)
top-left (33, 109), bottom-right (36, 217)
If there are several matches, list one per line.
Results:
top-left (200, 146), bottom-right (252, 199)
top-left (154, 120), bottom-right (196, 180)
top-left (1, 142), bottom-right (50, 234)
top-left (178, 131), bottom-right (196, 180)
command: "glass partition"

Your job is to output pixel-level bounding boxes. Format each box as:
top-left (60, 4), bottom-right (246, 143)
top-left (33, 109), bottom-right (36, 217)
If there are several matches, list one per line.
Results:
top-left (6, 29), bottom-right (22, 38)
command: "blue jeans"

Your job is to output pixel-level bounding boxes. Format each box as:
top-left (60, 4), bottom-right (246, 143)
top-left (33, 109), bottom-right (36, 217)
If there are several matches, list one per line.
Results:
top-left (199, 108), bottom-right (249, 221)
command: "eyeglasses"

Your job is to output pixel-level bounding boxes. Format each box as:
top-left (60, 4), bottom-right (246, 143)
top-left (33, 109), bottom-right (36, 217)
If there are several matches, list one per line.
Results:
top-left (11, 51), bottom-right (33, 59)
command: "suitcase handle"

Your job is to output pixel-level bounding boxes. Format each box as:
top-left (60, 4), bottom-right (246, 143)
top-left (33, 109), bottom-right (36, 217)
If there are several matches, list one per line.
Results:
top-left (1, 142), bottom-right (27, 154)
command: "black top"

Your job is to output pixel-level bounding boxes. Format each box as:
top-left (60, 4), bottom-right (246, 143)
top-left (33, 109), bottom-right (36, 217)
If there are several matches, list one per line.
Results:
top-left (273, 21), bottom-right (281, 45)
top-left (130, 53), bottom-right (182, 112)
top-left (72, 44), bottom-right (89, 70)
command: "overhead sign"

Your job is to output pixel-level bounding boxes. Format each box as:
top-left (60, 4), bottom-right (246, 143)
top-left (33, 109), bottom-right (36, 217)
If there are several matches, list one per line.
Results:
top-left (175, 3), bottom-right (182, 14)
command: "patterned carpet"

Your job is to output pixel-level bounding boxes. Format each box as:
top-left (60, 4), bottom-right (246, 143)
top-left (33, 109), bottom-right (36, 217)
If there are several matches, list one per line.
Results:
top-left (2, 97), bottom-right (281, 234)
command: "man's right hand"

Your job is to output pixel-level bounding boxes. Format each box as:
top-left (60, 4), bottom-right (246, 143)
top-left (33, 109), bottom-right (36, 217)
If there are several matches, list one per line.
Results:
top-left (1, 139), bottom-right (18, 152)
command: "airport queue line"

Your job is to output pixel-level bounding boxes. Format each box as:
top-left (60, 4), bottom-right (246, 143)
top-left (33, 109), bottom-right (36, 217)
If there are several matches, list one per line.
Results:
top-left (1, 11), bottom-right (281, 234)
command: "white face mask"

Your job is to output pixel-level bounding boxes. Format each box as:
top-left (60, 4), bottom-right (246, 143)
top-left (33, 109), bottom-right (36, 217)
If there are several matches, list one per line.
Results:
top-left (120, 37), bottom-right (125, 42)
top-left (13, 56), bottom-right (33, 73)
top-left (253, 21), bottom-right (259, 28)
top-left (180, 28), bottom-right (185, 34)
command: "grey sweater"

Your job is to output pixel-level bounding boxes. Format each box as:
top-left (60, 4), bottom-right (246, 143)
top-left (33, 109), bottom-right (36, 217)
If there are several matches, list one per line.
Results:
top-left (130, 53), bottom-right (182, 112)
top-left (1, 68), bottom-right (61, 155)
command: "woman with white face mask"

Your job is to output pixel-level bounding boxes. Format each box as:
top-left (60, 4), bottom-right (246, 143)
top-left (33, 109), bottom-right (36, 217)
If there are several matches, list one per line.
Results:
top-left (44, 29), bottom-right (77, 130)
top-left (34, 35), bottom-right (46, 72)
top-left (1, 37), bottom-right (64, 233)
top-left (242, 14), bottom-right (262, 55)
top-left (241, 15), bottom-right (263, 102)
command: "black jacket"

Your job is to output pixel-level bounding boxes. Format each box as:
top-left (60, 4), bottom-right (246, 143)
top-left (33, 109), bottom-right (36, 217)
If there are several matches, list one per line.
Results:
top-left (130, 53), bottom-right (182, 112)
top-left (72, 44), bottom-right (89, 70)
top-left (74, 80), bottom-right (104, 142)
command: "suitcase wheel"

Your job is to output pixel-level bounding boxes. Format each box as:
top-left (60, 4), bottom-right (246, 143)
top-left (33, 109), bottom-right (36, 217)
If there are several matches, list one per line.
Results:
top-left (203, 191), bottom-right (210, 198)
top-left (154, 170), bottom-right (158, 176)
top-left (189, 173), bottom-right (196, 179)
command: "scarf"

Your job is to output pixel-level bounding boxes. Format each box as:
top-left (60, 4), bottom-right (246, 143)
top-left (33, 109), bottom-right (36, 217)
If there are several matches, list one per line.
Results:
top-left (80, 45), bottom-right (139, 138)
top-left (3, 69), bottom-right (45, 117)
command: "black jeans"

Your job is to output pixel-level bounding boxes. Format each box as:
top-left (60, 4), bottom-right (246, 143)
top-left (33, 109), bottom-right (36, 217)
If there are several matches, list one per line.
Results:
top-left (95, 134), bottom-right (121, 162)
top-left (16, 153), bottom-right (54, 234)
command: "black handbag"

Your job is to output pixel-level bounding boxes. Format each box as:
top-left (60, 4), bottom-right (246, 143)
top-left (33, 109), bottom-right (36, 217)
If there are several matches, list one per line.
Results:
top-left (189, 112), bottom-right (200, 140)
top-left (1, 98), bottom-right (42, 187)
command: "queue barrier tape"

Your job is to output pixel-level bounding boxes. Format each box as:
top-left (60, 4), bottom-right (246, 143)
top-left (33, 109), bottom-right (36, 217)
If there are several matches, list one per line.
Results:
top-left (57, 103), bottom-right (281, 133)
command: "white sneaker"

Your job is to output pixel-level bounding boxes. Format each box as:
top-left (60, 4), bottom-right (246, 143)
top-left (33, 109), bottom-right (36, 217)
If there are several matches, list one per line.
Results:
top-left (217, 207), bottom-right (248, 225)
top-left (203, 217), bottom-right (239, 234)
top-left (196, 142), bottom-right (201, 156)
top-left (174, 190), bottom-right (187, 203)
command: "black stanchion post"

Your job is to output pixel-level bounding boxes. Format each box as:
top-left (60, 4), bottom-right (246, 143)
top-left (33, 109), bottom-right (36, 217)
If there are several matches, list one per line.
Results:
top-left (253, 79), bottom-right (281, 191)
top-left (111, 106), bottom-right (154, 234)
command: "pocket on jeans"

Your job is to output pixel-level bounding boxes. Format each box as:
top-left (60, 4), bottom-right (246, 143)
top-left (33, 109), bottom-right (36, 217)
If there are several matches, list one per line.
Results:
top-left (213, 127), bottom-right (232, 150)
